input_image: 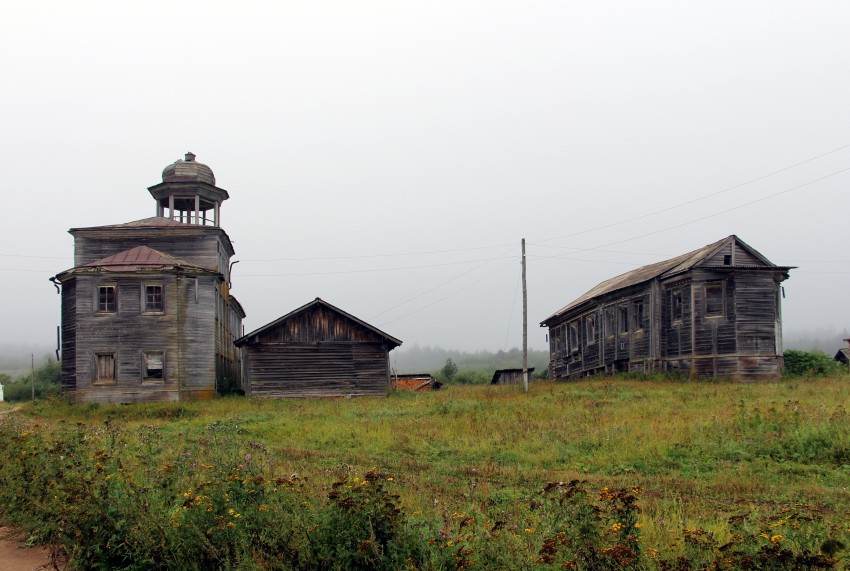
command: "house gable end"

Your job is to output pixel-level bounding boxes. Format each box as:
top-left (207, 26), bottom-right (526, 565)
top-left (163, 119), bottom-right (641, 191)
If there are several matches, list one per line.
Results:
top-left (695, 235), bottom-right (775, 268)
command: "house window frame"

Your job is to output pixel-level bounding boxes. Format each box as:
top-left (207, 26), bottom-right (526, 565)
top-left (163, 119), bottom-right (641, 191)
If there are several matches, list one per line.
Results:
top-left (142, 350), bottom-right (165, 382)
top-left (705, 282), bottom-right (725, 318)
top-left (604, 307), bottom-right (615, 339)
top-left (142, 282), bottom-right (165, 314)
top-left (585, 313), bottom-right (597, 346)
top-left (632, 299), bottom-right (646, 332)
top-left (93, 352), bottom-right (116, 385)
top-left (671, 289), bottom-right (683, 325)
top-left (569, 321), bottom-right (579, 356)
top-left (618, 305), bottom-right (629, 335)
top-left (95, 283), bottom-right (117, 314)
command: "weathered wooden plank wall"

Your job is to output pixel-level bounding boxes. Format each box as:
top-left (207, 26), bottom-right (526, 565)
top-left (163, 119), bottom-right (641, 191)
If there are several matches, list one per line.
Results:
top-left (60, 278), bottom-right (77, 392)
top-left (245, 342), bottom-right (390, 398)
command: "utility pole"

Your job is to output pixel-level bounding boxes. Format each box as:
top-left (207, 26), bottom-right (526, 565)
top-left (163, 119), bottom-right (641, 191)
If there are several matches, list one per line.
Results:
top-left (31, 354), bottom-right (35, 401)
top-left (522, 238), bottom-right (528, 393)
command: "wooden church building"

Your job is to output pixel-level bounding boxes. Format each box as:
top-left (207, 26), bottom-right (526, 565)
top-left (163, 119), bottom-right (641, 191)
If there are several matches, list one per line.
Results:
top-left (541, 236), bottom-right (793, 380)
top-left (53, 153), bottom-right (245, 403)
top-left (235, 298), bottom-right (402, 398)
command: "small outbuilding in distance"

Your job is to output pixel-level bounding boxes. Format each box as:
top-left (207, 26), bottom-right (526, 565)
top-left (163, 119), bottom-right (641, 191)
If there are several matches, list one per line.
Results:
top-left (491, 368), bottom-right (535, 385)
top-left (235, 298), bottom-right (402, 398)
top-left (835, 339), bottom-right (850, 371)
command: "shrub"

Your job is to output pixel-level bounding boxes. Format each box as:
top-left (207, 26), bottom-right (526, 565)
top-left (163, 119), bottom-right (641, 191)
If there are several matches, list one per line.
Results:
top-left (3, 360), bottom-right (61, 402)
top-left (784, 349), bottom-right (845, 378)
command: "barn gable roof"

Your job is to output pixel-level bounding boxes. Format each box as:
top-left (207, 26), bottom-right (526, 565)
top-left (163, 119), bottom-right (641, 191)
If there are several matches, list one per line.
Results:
top-left (235, 298), bottom-right (402, 349)
top-left (541, 235), bottom-right (792, 325)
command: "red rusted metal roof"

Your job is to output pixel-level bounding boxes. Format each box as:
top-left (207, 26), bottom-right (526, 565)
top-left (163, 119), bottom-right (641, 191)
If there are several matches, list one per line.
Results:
top-left (83, 245), bottom-right (204, 272)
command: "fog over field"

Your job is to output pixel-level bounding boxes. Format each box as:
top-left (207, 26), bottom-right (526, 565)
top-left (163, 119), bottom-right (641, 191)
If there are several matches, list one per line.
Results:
top-left (2, 2), bottom-right (849, 354)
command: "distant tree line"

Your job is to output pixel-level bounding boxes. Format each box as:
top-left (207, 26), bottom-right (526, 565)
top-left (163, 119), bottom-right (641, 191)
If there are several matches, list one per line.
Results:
top-left (393, 345), bottom-right (549, 376)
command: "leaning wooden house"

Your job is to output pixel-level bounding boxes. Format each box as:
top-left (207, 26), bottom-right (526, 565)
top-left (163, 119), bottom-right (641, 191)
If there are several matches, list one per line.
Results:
top-left (541, 236), bottom-right (792, 380)
top-left (52, 153), bottom-right (245, 403)
top-left (236, 298), bottom-right (402, 398)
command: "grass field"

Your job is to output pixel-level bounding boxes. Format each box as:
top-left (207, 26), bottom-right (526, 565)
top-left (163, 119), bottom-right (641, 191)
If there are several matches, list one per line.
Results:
top-left (2, 375), bottom-right (849, 569)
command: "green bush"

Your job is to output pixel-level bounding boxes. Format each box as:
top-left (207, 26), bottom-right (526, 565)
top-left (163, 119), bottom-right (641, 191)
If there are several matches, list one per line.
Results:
top-left (446, 370), bottom-right (492, 385)
top-left (3, 360), bottom-right (61, 402)
top-left (784, 349), bottom-right (845, 378)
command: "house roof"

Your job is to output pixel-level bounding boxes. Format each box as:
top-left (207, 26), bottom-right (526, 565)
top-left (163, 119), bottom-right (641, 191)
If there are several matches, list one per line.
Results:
top-left (541, 235), bottom-right (792, 325)
top-left (55, 245), bottom-right (212, 278)
top-left (235, 297), bottom-right (403, 349)
top-left (835, 348), bottom-right (850, 365)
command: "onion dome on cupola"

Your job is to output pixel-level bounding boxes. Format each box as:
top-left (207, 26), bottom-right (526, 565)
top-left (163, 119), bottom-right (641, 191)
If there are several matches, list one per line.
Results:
top-left (148, 152), bottom-right (230, 227)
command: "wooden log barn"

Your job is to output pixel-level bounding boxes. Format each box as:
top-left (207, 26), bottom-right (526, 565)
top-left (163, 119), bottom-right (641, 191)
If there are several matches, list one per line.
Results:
top-left (52, 153), bottom-right (245, 403)
top-left (540, 236), bottom-right (793, 380)
top-left (235, 298), bottom-right (402, 398)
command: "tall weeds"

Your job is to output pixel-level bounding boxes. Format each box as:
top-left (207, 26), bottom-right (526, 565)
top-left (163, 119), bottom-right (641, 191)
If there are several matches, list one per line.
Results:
top-left (1, 376), bottom-right (849, 569)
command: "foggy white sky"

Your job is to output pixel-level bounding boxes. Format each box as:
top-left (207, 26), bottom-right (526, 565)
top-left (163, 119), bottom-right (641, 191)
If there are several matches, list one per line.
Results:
top-left (2, 1), bottom-right (849, 354)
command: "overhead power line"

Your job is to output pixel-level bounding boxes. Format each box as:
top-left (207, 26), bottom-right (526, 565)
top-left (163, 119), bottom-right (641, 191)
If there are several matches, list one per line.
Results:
top-left (377, 259), bottom-right (516, 327)
top-left (240, 242), bottom-right (515, 263)
top-left (369, 246), bottom-right (517, 320)
top-left (537, 166), bottom-right (850, 261)
top-left (532, 142), bottom-right (850, 245)
top-left (240, 254), bottom-right (515, 277)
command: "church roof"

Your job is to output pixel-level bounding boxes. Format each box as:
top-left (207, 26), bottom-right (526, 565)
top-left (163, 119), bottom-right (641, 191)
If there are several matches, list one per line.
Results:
top-left (161, 152), bottom-right (216, 185)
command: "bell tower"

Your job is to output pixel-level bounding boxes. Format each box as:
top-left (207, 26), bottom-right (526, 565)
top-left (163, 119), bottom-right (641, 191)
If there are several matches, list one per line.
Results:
top-left (147, 152), bottom-right (229, 226)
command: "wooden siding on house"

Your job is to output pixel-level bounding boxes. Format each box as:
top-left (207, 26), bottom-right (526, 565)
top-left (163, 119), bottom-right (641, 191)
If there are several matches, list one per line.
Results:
top-left (541, 236), bottom-right (792, 381)
top-left (60, 278), bottom-right (77, 392)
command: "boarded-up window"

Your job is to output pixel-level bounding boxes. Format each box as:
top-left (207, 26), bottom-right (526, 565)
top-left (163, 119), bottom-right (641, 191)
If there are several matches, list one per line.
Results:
top-left (97, 285), bottom-right (116, 313)
top-left (96, 353), bottom-right (115, 382)
top-left (144, 352), bottom-right (164, 380)
top-left (145, 285), bottom-right (163, 312)
top-left (585, 314), bottom-right (597, 345)
top-left (672, 290), bottom-right (683, 323)
top-left (705, 284), bottom-right (724, 317)
top-left (619, 305), bottom-right (628, 334)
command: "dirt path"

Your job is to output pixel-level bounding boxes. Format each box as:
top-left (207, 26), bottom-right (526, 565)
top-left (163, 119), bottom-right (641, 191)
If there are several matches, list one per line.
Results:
top-left (0, 528), bottom-right (54, 571)
top-left (0, 406), bottom-right (22, 417)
